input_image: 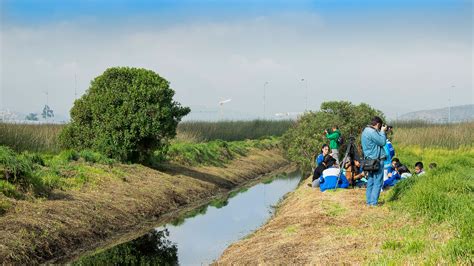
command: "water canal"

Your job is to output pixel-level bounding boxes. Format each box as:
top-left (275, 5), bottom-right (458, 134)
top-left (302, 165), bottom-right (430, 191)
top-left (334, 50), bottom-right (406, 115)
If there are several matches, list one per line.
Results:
top-left (74, 171), bottom-right (302, 265)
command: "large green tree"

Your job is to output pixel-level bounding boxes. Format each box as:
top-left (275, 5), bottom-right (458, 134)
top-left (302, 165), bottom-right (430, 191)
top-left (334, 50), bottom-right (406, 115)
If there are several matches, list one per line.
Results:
top-left (60, 67), bottom-right (190, 163)
top-left (281, 101), bottom-right (384, 173)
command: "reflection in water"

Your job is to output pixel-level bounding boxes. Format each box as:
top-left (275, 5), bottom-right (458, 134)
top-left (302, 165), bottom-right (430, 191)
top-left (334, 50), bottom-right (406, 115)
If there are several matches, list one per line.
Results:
top-left (74, 171), bottom-right (301, 265)
top-left (74, 229), bottom-right (178, 266)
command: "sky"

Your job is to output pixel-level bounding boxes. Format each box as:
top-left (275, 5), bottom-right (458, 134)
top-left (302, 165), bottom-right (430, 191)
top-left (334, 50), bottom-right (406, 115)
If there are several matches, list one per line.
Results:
top-left (0, 0), bottom-right (472, 121)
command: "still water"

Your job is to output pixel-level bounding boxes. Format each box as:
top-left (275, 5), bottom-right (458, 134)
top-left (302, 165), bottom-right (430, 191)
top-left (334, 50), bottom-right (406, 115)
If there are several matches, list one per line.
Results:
top-left (74, 171), bottom-right (302, 265)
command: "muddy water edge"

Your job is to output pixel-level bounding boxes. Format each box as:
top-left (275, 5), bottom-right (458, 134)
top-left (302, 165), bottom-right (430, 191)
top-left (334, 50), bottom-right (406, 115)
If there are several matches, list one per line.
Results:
top-left (69, 170), bottom-right (302, 265)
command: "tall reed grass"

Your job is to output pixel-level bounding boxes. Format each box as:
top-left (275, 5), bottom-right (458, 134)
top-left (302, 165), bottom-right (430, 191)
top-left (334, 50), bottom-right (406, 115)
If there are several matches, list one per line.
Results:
top-left (392, 122), bottom-right (473, 149)
top-left (177, 120), bottom-right (294, 142)
top-left (0, 123), bottom-right (63, 153)
top-left (0, 120), bottom-right (293, 153)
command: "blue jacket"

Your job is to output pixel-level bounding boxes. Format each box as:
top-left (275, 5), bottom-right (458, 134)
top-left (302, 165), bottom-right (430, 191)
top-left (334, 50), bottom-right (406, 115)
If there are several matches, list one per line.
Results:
top-left (361, 126), bottom-right (387, 160)
top-left (383, 139), bottom-right (395, 169)
top-left (320, 167), bottom-right (349, 192)
top-left (383, 170), bottom-right (401, 187)
top-left (316, 153), bottom-right (324, 166)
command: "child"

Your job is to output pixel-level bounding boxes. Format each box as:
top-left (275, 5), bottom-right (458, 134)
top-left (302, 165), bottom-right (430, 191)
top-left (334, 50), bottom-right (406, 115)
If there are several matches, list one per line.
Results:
top-left (383, 162), bottom-right (402, 188)
top-left (316, 144), bottom-right (329, 167)
top-left (415, 162), bottom-right (425, 176)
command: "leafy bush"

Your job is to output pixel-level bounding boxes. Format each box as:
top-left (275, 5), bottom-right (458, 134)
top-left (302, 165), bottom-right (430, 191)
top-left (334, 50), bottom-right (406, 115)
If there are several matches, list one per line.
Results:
top-left (281, 101), bottom-right (384, 172)
top-left (0, 146), bottom-right (34, 182)
top-left (59, 67), bottom-right (190, 163)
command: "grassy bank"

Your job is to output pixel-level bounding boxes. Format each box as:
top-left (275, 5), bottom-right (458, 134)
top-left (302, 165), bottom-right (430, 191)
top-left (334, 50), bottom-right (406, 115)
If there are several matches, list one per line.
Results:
top-left (218, 122), bottom-right (473, 264)
top-left (375, 146), bottom-right (474, 263)
top-left (0, 138), bottom-right (281, 213)
top-left (0, 141), bottom-right (290, 264)
top-left (166, 137), bottom-right (279, 166)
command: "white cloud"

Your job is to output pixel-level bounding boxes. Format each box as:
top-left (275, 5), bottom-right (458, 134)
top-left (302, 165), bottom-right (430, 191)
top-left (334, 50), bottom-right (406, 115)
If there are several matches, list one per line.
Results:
top-left (0, 12), bottom-right (472, 120)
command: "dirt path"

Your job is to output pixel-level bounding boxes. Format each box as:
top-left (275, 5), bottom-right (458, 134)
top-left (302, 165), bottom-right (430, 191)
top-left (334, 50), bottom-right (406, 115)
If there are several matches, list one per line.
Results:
top-left (0, 148), bottom-right (291, 264)
top-left (217, 177), bottom-right (402, 265)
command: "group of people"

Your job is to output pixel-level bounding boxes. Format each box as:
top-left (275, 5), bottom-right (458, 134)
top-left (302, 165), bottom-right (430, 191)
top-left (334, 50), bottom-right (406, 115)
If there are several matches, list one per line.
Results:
top-left (310, 116), bottom-right (434, 207)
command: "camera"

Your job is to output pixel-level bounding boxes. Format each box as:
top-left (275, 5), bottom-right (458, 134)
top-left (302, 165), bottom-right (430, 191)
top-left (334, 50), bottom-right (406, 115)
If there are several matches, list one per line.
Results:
top-left (383, 124), bottom-right (393, 131)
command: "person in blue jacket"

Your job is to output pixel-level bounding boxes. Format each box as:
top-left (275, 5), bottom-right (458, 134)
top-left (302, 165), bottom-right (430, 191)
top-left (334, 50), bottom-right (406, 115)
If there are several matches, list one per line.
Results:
top-left (361, 116), bottom-right (387, 206)
top-left (383, 162), bottom-right (401, 188)
top-left (319, 157), bottom-right (349, 192)
top-left (315, 144), bottom-right (330, 167)
top-left (383, 128), bottom-right (396, 181)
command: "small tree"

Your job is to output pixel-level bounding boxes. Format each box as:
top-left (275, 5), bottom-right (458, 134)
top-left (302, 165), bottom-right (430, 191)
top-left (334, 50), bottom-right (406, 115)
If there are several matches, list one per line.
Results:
top-left (281, 101), bottom-right (384, 173)
top-left (25, 113), bottom-right (39, 121)
top-left (41, 105), bottom-right (54, 120)
top-left (59, 67), bottom-right (190, 163)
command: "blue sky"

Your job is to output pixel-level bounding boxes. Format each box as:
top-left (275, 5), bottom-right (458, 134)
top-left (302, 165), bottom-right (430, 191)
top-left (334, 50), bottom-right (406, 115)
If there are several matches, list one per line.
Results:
top-left (1, 0), bottom-right (472, 120)
top-left (3, 0), bottom-right (470, 24)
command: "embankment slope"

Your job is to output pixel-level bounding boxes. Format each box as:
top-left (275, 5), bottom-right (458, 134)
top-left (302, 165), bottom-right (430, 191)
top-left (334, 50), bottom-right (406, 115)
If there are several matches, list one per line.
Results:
top-left (218, 176), bottom-right (454, 264)
top-left (0, 148), bottom-right (289, 264)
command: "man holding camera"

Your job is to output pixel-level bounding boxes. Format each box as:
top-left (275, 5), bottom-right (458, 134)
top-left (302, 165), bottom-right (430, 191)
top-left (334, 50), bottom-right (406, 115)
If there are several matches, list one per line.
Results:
top-left (361, 116), bottom-right (387, 206)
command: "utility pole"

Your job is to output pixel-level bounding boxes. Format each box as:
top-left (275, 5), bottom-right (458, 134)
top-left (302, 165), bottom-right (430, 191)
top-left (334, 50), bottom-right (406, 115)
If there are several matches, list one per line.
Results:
top-left (301, 78), bottom-right (307, 111)
top-left (263, 81), bottom-right (268, 119)
top-left (74, 73), bottom-right (77, 99)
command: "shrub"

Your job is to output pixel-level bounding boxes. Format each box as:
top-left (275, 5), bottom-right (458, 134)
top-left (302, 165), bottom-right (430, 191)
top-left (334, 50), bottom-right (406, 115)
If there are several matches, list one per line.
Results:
top-left (282, 101), bottom-right (384, 172)
top-left (79, 150), bottom-right (115, 164)
top-left (59, 67), bottom-right (190, 163)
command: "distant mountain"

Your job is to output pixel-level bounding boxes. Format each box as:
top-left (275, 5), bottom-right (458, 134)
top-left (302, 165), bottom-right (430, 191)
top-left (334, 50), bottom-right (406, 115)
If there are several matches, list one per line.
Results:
top-left (398, 104), bottom-right (473, 123)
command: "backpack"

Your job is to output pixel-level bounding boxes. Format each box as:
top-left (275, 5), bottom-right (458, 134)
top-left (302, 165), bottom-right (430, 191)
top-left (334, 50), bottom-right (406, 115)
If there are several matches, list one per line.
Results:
top-left (337, 135), bottom-right (344, 146)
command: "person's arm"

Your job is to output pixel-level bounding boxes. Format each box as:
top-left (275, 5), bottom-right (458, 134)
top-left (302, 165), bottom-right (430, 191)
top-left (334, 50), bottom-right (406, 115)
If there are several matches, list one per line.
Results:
top-left (370, 130), bottom-right (386, 147)
top-left (326, 131), bottom-right (339, 140)
top-left (317, 154), bottom-right (324, 165)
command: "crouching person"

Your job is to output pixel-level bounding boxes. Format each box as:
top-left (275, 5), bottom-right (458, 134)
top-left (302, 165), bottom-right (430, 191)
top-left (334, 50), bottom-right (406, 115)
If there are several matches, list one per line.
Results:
top-left (312, 154), bottom-right (336, 187)
top-left (319, 157), bottom-right (349, 192)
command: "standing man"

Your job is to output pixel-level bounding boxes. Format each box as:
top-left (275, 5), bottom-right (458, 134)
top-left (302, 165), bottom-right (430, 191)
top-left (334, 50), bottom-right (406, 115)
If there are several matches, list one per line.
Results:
top-left (325, 125), bottom-right (341, 165)
top-left (361, 116), bottom-right (387, 206)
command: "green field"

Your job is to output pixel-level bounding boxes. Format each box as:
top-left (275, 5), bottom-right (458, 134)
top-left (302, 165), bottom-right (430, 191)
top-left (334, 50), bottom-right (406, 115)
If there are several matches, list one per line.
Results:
top-left (372, 123), bottom-right (474, 263)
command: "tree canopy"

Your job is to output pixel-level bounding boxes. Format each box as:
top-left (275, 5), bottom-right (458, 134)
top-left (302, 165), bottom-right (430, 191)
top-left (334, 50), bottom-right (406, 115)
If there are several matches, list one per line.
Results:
top-left (281, 101), bottom-right (384, 173)
top-left (59, 67), bottom-right (190, 163)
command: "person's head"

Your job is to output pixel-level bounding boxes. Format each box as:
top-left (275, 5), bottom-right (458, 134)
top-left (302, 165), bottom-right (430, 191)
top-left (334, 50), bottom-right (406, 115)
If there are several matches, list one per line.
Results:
top-left (415, 162), bottom-right (424, 174)
top-left (370, 116), bottom-right (384, 130)
top-left (393, 161), bottom-right (402, 171)
top-left (391, 158), bottom-right (400, 168)
top-left (321, 144), bottom-right (329, 155)
top-left (397, 165), bottom-right (410, 175)
top-left (332, 125), bottom-right (339, 131)
top-left (324, 156), bottom-right (337, 168)
top-left (429, 162), bottom-right (437, 169)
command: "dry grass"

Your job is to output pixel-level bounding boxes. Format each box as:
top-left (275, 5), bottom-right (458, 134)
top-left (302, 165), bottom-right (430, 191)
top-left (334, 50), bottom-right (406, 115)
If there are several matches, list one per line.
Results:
top-left (0, 123), bottom-right (63, 153)
top-left (392, 122), bottom-right (473, 149)
top-left (0, 148), bottom-right (289, 264)
top-left (217, 177), bottom-right (455, 265)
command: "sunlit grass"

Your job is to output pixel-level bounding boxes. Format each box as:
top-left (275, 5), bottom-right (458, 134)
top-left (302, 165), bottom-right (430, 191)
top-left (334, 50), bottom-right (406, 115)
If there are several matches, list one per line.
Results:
top-left (392, 121), bottom-right (473, 149)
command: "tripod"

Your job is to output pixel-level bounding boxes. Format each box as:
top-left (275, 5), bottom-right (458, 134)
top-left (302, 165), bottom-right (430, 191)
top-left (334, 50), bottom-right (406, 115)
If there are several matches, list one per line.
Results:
top-left (335, 136), bottom-right (360, 189)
